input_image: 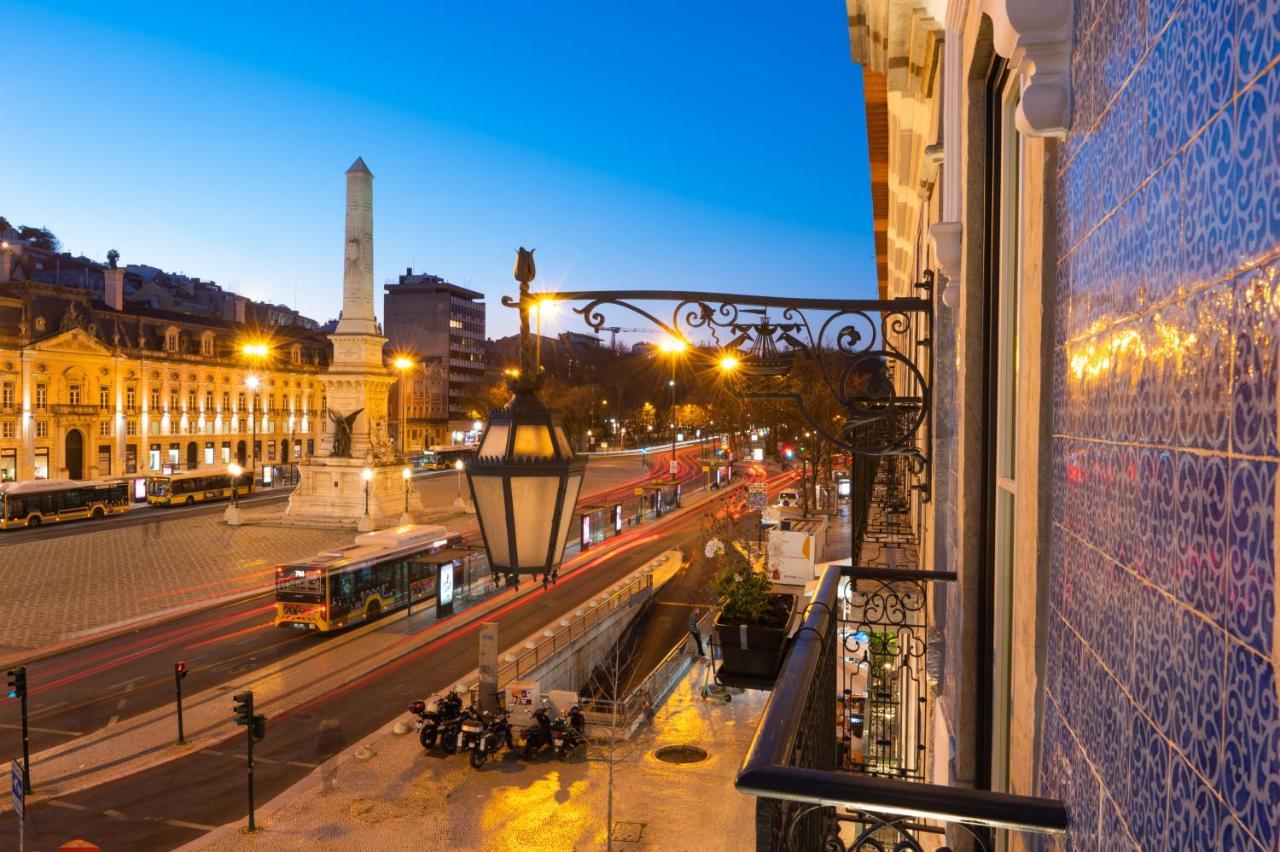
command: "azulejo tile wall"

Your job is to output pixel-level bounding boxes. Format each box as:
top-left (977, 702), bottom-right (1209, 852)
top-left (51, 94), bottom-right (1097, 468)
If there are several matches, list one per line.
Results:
top-left (1044, 0), bottom-right (1280, 849)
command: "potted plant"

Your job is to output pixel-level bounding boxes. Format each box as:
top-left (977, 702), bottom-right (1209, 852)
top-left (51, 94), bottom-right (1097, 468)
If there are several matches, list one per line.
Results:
top-left (706, 536), bottom-right (796, 685)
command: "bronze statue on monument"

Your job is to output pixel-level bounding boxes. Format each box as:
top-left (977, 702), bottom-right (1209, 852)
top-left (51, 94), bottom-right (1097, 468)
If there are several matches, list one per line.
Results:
top-left (328, 408), bottom-right (363, 458)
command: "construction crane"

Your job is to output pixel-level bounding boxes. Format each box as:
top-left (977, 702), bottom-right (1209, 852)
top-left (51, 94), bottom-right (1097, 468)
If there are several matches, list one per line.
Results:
top-left (602, 326), bottom-right (649, 350)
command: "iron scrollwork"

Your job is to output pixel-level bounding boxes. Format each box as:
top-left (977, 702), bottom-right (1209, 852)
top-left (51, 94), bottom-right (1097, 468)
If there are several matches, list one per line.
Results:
top-left (500, 274), bottom-right (935, 494)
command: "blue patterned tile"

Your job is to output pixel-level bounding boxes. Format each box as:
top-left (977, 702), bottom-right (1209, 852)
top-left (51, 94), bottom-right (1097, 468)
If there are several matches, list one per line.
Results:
top-left (1181, 0), bottom-right (1238, 134)
top-left (1168, 754), bottom-right (1224, 851)
top-left (1232, 263), bottom-right (1280, 456)
top-left (1144, 16), bottom-right (1184, 174)
top-left (1124, 713), bottom-right (1168, 848)
top-left (1237, 0), bottom-right (1280, 86)
top-left (1131, 582), bottom-right (1174, 732)
top-left (1170, 607), bottom-right (1225, 783)
top-left (1232, 65), bottom-right (1280, 268)
top-left (1220, 816), bottom-right (1266, 851)
top-left (1099, 791), bottom-right (1139, 850)
top-left (1172, 451), bottom-right (1228, 620)
top-left (1222, 645), bottom-right (1280, 849)
top-left (1227, 459), bottom-right (1276, 656)
top-left (1141, 158), bottom-right (1182, 305)
top-left (1180, 111), bottom-right (1238, 285)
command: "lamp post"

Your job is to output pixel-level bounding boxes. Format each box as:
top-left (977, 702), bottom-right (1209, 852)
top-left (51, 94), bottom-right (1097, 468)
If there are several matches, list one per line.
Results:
top-left (658, 337), bottom-right (686, 478)
top-left (225, 462), bottom-right (244, 525)
top-left (245, 375), bottom-right (260, 488)
top-left (400, 465), bottom-right (413, 525)
top-left (360, 466), bottom-right (374, 531)
top-left (467, 247), bottom-right (585, 590)
top-left (393, 356), bottom-right (415, 459)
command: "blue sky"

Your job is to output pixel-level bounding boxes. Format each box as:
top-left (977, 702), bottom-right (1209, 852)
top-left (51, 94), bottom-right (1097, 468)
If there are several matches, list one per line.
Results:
top-left (4, 1), bottom-right (875, 338)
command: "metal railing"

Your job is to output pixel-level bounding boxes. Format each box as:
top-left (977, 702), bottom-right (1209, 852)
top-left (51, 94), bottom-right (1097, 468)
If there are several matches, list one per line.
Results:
top-left (495, 572), bottom-right (653, 687)
top-left (735, 563), bottom-right (1069, 851)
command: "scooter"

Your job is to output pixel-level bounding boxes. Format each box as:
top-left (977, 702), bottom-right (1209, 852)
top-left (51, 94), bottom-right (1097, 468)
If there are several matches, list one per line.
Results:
top-left (554, 704), bottom-right (587, 760)
top-left (520, 705), bottom-right (556, 760)
top-left (470, 709), bottom-right (514, 769)
top-left (409, 691), bottom-right (464, 752)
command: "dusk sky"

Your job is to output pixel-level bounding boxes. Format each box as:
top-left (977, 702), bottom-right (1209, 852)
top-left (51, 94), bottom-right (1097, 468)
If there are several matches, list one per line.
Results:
top-left (6, 1), bottom-right (875, 338)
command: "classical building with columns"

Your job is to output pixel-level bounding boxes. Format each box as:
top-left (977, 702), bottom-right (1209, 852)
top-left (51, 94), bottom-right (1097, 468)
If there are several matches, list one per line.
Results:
top-left (0, 265), bottom-right (331, 484)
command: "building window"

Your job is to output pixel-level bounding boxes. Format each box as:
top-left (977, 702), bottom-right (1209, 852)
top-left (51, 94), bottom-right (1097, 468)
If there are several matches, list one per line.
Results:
top-left (99, 420), bottom-right (112, 437)
top-left (34, 448), bottom-right (49, 479)
top-left (290, 344), bottom-right (302, 365)
top-left (1, 449), bottom-right (15, 482)
top-left (201, 333), bottom-right (215, 356)
top-left (449, 319), bottom-right (463, 329)
top-left (1, 382), bottom-right (12, 409)
top-left (1, 422), bottom-right (12, 440)
top-left (169, 390), bottom-right (178, 412)
top-left (238, 392), bottom-right (246, 412)
top-left (165, 327), bottom-right (180, 352)
top-left (188, 390), bottom-right (197, 411)
top-left (239, 419), bottom-right (246, 434)
top-left (222, 391), bottom-right (231, 412)
top-left (100, 385), bottom-right (111, 410)
top-left (149, 420), bottom-right (160, 436)
top-left (126, 386), bottom-right (137, 412)
top-left (35, 420), bottom-right (48, 438)
top-left (205, 390), bottom-right (214, 412)
top-left (35, 384), bottom-right (47, 410)
top-left (151, 388), bottom-right (161, 410)
top-left (127, 419), bottom-right (138, 437)
top-left (69, 383), bottom-right (81, 405)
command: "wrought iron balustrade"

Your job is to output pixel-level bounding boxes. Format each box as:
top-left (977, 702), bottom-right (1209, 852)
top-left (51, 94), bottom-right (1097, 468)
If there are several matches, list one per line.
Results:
top-left (735, 563), bottom-right (1068, 851)
top-left (50, 404), bottom-right (99, 417)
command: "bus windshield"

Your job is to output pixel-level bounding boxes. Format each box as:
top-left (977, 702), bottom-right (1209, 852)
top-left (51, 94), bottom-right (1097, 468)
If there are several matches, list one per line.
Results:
top-left (276, 566), bottom-right (324, 600)
top-left (147, 479), bottom-right (171, 497)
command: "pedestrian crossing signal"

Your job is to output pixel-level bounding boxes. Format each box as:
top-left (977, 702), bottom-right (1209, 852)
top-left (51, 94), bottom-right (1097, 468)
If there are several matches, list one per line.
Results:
top-left (6, 665), bottom-right (25, 700)
top-left (232, 691), bottom-right (254, 726)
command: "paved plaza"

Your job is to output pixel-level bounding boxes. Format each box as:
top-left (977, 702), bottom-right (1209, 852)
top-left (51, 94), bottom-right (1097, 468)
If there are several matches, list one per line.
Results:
top-left (193, 658), bottom-right (766, 852)
top-left (0, 456), bottom-right (649, 654)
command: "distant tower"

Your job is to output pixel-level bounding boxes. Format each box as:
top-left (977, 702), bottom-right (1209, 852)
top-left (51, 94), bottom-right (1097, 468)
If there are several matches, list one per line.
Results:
top-left (337, 157), bottom-right (378, 337)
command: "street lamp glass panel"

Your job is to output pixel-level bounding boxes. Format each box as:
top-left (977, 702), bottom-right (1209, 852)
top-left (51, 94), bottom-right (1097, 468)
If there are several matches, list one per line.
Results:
top-left (719, 355), bottom-right (740, 371)
top-left (393, 357), bottom-right (414, 371)
top-left (550, 472), bottom-right (583, 565)
top-left (479, 424), bottom-right (510, 457)
top-left (246, 376), bottom-right (260, 390)
top-left (401, 467), bottom-right (411, 480)
top-left (513, 425), bottom-right (555, 458)
top-left (454, 460), bottom-right (464, 471)
top-left (510, 475), bottom-right (561, 567)
top-left (361, 467), bottom-right (374, 481)
top-left (658, 337), bottom-right (687, 353)
top-left (552, 425), bottom-right (572, 456)
top-left (470, 476), bottom-right (511, 566)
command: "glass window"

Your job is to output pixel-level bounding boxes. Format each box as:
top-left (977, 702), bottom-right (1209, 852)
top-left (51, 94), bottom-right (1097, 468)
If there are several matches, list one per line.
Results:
top-left (1, 382), bottom-right (13, 408)
top-left (34, 448), bottom-right (49, 479)
top-left (69, 383), bottom-right (81, 405)
top-left (1, 449), bottom-right (16, 482)
top-left (126, 386), bottom-right (136, 411)
top-left (36, 421), bottom-right (48, 438)
top-left (35, 384), bottom-right (47, 410)
top-left (100, 385), bottom-right (110, 410)
top-left (1, 422), bottom-right (12, 439)
top-left (127, 419), bottom-right (138, 436)
top-left (99, 420), bottom-right (112, 437)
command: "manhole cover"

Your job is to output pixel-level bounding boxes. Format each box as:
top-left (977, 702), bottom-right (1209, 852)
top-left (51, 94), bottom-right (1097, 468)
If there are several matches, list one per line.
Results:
top-left (612, 822), bottom-right (645, 842)
top-left (654, 745), bottom-right (709, 764)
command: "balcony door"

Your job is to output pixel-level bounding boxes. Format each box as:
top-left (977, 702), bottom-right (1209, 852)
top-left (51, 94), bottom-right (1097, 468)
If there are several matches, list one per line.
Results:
top-left (65, 428), bottom-right (84, 480)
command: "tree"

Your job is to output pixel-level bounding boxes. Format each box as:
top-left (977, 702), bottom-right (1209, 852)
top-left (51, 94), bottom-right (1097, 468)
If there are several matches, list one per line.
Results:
top-left (0, 216), bottom-right (12, 236)
top-left (16, 226), bottom-right (59, 252)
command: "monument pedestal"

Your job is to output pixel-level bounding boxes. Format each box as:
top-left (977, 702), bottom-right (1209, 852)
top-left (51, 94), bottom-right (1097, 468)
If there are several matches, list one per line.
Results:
top-left (285, 457), bottom-right (425, 528)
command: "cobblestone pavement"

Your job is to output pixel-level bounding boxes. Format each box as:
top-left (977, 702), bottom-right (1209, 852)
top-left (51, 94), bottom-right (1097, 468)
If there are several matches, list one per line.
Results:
top-left (0, 517), bottom-right (354, 652)
top-left (0, 456), bottom-right (654, 654)
top-left (199, 658), bottom-right (765, 852)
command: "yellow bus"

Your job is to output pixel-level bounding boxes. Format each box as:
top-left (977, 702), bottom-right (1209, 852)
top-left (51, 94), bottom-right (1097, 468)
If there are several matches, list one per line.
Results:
top-left (274, 524), bottom-right (470, 632)
top-left (146, 469), bottom-right (251, 507)
top-left (0, 479), bottom-right (130, 529)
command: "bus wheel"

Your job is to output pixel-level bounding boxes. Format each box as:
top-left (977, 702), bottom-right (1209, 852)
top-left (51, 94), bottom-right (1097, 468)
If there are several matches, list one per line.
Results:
top-left (186, 496), bottom-right (195, 507)
top-left (367, 601), bottom-right (382, 621)
top-left (91, 507), bottom-right (105, 520)
top-left (26, 515), bottom-right (41, 528)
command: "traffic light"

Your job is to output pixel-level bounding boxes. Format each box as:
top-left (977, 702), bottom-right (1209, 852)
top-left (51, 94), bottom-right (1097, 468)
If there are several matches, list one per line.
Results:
top-left (782, 445), bottom-right (795, 460)
top-left (175, 661), bottom-right (188, 681)
top-left (252, 713), bottom-right (267, 742)
top-left (232, 691), bottom-right (254, 726)
top-left (6, 665), bottom-right (26, 700)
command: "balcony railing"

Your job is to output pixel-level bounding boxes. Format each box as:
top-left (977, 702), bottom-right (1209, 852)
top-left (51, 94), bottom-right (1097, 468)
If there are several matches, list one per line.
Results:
top-left (734, 562), bottom-right (1069, 850)
top-left (50, 404), bottom-right (99, 416)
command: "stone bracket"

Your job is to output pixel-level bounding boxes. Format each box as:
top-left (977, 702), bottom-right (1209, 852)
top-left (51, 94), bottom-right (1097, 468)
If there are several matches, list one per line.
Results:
top-left (979, 0), bottom-right (1073, 138)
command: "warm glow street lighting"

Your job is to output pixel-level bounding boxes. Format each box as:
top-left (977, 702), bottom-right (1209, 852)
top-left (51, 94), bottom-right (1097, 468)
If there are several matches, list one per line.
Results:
top-left (244, 375), bottom-right (261, 483)
top-left (719, 355), bottom-right (741, 372)
top-left (393, 356), bottom-right (416, 457)
top-left (361, 466), bottom-right (374, 517)
top-left (228, 463), bottom-right (243, 508)
top-left (454, 458), bottom-right (465, 498)
top-left (401, 466), bottom-right (412, 516)
top-left (241, 342), bottom-right (270, 359)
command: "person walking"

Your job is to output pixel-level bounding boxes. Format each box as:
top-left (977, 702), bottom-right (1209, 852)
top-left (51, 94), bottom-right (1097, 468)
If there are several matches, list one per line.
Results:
top-left (689, 608), bottom-right (705, 657)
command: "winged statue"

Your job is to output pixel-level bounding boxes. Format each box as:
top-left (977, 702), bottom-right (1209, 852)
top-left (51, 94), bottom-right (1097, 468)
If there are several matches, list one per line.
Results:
top-left (328, 407), bottom-right (363, 458)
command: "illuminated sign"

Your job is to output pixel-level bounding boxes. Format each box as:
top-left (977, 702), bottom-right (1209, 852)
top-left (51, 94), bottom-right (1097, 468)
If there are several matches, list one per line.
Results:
top-left (581, 515), bottom-right (592, 549)
top-left (439, 562), bottom-right (454, 606)
top-left (613, 504), bottom-right (623, 533)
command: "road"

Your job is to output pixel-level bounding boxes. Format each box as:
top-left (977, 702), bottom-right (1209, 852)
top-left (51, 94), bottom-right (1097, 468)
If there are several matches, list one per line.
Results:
top-left (0, 447), bottom-right (708, 761)
top-left (11, 468), bottom-right (785, 849)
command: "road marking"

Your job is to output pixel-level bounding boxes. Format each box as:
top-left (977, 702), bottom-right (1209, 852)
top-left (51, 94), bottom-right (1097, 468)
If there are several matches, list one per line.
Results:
top-left (654, 601), bottom-right (705, 608)
top-left (102, 808), bottom-right (126, 819)
top-left (165, 818), bottom-right (219, 831)
top-left (45, 799), bottom-right (89, 811)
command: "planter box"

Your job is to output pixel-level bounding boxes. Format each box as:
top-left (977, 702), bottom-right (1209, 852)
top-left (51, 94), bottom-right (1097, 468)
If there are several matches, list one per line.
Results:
top-left (714, 593), bottom-right (797, 688)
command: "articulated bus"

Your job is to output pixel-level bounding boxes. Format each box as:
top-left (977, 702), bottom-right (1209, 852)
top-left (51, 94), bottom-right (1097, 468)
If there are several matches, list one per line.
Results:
top-left (147, 469), bottom-right (251, 507)
top-left (274, 524), bottom-right (470, 632)
top-left (0, 479), bottom-right (130, 529)
top-left (416, 444), bottom-right (477, 470)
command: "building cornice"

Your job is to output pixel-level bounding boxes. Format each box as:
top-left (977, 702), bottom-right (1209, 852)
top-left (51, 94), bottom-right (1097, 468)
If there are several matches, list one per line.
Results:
top-left (978, 0), bottom-right (1073, 137)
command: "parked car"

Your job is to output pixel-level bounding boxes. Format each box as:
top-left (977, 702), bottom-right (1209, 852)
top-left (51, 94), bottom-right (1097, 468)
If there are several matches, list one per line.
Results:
top-left (777, 489), bottom-right (800, 508)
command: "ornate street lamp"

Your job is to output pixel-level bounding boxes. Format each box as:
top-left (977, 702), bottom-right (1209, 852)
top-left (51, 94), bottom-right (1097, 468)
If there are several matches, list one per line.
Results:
top-left (466, 248), bottom-right (586, 579)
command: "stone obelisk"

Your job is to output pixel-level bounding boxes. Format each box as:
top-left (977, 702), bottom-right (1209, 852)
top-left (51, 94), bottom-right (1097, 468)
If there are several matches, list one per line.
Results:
top-left (283, 157), bottom-right (423, 529)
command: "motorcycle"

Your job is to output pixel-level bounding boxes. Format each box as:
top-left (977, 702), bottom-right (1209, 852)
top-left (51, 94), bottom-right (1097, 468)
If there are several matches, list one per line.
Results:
top-left (554, 704), bottom-right (587, 760)
top-left (454, 706), bottom-right (487, 755)
top-left (409, 691), bottom-right (465, 753)
top-left (520, 705), bottom-right (556, 760)
top-left (469, 709), bottom-right (514, 769)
